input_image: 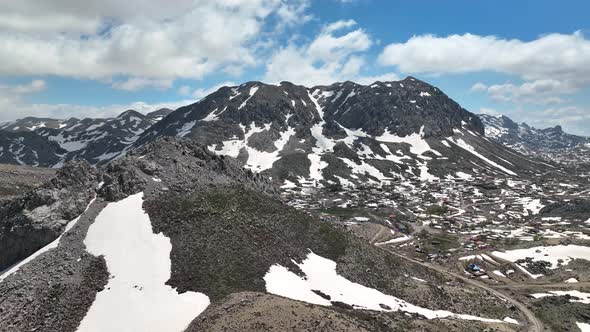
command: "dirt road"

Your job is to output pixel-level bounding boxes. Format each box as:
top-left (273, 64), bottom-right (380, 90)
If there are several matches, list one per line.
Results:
top-left (375, 243), bottom-right (545, 332)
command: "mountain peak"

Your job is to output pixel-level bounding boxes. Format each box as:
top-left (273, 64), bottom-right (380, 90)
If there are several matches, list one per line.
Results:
top-left (117, 109), bottom-right (145, 119)
top-left (478, 113), bottom-right (590, 154)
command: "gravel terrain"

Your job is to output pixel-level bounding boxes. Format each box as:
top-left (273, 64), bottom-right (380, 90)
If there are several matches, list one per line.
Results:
top-left (0, 164), bottom-right (55, 200)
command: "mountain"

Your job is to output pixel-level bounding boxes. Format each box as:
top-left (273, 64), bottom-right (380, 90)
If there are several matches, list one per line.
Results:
top-left (0, 79), bottom-right (546, 185)
top-left (0, 108), bottom-right (173, 167)
top-left (135, 77), bottom-right (544, 187)
top-left (146, 108), bottom-right (174, 122)
top-left (0, 130), bottom-right (66, 166)
top-left (0, 117), bottom-right (77, 132)
top-left (479, 114), bottom-right (590, 154)
top-left (0, 138), bottom-right (522, 331)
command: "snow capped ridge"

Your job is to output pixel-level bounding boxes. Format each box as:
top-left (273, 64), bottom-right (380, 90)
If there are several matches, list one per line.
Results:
top-left (1, 77), bottom-right (545, 187)
top-left (479, 113), bottom-right (590, 157)
top-left (0, 108), bottom-right (173, 167)
top-left (132, 78), bottom-right (541, 188)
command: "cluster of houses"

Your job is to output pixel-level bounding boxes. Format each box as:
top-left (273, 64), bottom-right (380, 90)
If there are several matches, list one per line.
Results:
top-left (281, 172), bottom-right (590, 276)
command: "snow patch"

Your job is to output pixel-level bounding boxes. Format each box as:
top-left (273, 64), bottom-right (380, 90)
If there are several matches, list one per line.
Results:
top-left (78, 193), bottom-right (209, 332)
top-left (264, 251), bottom-right (503, 322)
top-left (447, 137), bottom-right (517, 176)
top-left (492, 245), bottom-right (590, 272)
top-left (377, 126), bottom-right (441, 157)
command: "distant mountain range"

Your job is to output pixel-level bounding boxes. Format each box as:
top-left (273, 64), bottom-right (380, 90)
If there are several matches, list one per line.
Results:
top-left (0, 108), bottom-right (173, 166)
top-left (0, 78), bottom-right (554, 186)
top-left (478, 114), bottom-right (590, 152)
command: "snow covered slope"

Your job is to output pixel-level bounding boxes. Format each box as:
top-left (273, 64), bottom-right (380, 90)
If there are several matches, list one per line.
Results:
top-left (1, 79), bottom-right (545, 185)
top-left (135, 77), bottom-right (544, 187)
top-left (0, 108), bottom-right (173, 167)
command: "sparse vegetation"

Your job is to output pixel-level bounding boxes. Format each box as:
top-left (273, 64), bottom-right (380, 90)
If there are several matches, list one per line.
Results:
top-left (425, 205), bottom-right (449, 215)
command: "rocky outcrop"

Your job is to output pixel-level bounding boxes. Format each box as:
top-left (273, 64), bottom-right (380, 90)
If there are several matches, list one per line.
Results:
top-left (540, 199), bottom-right (590, 220)
top-left (0, 161), bottom-right (98, 270)
top-left (99, 137), bottom-right (277, 201)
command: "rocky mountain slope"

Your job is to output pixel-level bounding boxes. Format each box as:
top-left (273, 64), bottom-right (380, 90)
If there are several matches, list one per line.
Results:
top-left (136, 77), bottom-right (544, 188)
top-left (0, 79), bottom-right (546, 186)
top-left (0, 108), bottom-right (173, 167)
top-left (0, 164), bottom-right (56, 201)
top-left (0, 161), bottom-right (98, 272)
top-left (0, 138), bottom-right (523, 332)
top-left (479, 114), bottom-right (590, 164)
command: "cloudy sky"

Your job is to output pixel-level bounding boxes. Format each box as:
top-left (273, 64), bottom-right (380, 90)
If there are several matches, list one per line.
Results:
top-left (1, 0), bottom-right (589, 135)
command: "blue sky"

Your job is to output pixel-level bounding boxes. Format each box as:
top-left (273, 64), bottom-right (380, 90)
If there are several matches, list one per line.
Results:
top-left (0, 0), bottom-right (589, 134)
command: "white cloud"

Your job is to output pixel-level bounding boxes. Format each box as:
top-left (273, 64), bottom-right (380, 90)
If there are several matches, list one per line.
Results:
top-left (323, 19), bottom-right (357, 34)
top-left (382, 32), bottom-right (590, 122)
top-left (478, 108), bottom-right (501, 116)
top-left (0, 80), bottom-right (47, 117)
top-left (307, 20), bottom-right (371, 63)
top-left (2, 100), bottom-right (195, 122)
top-left (472, 79), bottom-right (575, 105)
top-left (525, 106), bottom-right (590, 136)
top-left (263, 19), bottom-right (397, 86)
top-left (111, 78), bottom-right (173, 91)
top-left (0, 79), bottom-right (192, 121)
top-left (0, 0), bottom-right (309, 86)
top-left (471, 83), bottom-right (488, 93)
top-left (178, 85), bottom-right (191, 96)
top-left (192, 81), bottom-right (237, 99)
top-left (378, 32), bottom-right (590, 85)
top-left (275, 0), bottom-right (312, 29)
top-left (354, 72), bottom-right (400, 85)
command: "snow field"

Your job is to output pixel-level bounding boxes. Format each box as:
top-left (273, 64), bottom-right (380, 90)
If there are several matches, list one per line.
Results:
top-left (77, 193), bottom-right (209, 332)
top-left (265, 251), bottom-right (506, 323)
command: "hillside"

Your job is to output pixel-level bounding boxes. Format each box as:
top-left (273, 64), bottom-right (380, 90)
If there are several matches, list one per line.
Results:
top-left (0, 138), bottom-right (524, 332)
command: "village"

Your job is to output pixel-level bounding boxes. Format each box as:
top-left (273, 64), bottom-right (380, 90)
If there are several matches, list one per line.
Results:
top-left (282, 171), bottom-right (590, 329)
top-left (282, 170), bottom-right (590, 282)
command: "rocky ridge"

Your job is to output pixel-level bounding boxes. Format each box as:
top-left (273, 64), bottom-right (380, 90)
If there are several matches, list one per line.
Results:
top-left (479, 114), bottom-right (590, 151)
top-left (135, 77), bottom-right (544, 187)
top-left (0, 78), bottom-right (547, 187)
top-left (0, 108), bottom-right (174, 167)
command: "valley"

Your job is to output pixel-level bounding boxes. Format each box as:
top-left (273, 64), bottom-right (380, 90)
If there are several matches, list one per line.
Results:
top-left (0, 78), bottom-right (588, 332)
top-left (286, 165), bottom-right (590, 331)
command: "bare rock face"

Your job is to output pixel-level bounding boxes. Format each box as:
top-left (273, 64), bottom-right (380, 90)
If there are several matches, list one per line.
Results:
top-left (540, 199), bottom-right (590, 220)
top-left (0, 161), bottom-right (98, 270)
top-left (0, 164), bottom-right (56, 201)
top-left (99, 136), bottom-right (277, 201)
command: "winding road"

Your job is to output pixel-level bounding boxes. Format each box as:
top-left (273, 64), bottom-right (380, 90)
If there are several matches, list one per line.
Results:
top-left (375, 243), bottom-right (545, 332)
